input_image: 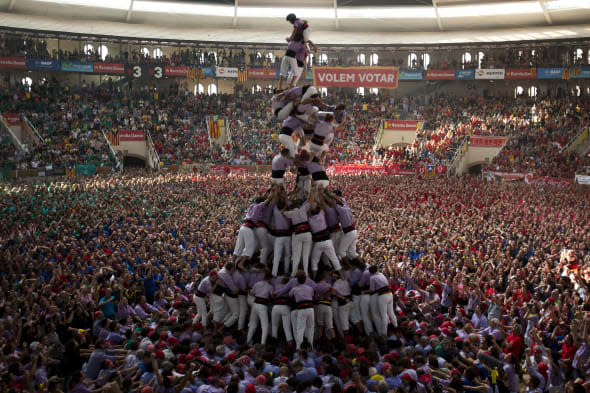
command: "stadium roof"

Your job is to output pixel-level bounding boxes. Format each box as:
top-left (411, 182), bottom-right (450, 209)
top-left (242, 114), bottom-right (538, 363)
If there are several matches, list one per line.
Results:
top-left (1, 0), bottom-right (590, 45)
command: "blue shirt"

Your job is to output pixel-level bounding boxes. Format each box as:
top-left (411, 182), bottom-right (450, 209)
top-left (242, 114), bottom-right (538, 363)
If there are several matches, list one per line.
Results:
top-left (295, 367), bottom-right (318, 383)
top-left (100, 296), bottom-right (116, 318)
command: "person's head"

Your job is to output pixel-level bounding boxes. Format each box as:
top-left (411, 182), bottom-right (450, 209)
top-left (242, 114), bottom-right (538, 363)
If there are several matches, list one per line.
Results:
top-left (369, 265), bottom-right (378, 274)
top-left (296, 271), bottom-right (307, 284)
top-left (324, 113), bottom-right (334, 123)
top-left (209, 271), bottom-right (218, 283)
top-left (286, 13), bottom-right (297, 24)
top-left (533, 346), bottom-right (543, 361)
top-left (264, 270), bottom-right (273, 281)
top-left (281, 148), bottom-right (290, 157)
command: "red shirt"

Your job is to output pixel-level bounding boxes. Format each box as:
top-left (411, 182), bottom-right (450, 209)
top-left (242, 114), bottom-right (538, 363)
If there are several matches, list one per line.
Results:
top-left (562, 343), bottom-right (577, 360)
top-left (504, 333), bottom-right (523, 359)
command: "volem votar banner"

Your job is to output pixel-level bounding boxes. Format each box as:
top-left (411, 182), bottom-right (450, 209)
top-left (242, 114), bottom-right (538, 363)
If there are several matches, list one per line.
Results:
top-left (313, 66), bottom-right (399, 88)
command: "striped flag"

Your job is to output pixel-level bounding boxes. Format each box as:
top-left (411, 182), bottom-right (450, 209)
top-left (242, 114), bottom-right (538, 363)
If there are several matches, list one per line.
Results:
top-left (425, 165), bottom-right (436, 179)
top-left (66, 165), bottom-right (76, 177)
top-left (107, 129), bottom-right (120, 146)
top-left (238, 66), bottom-right (248, 83)
top-left (208, 116), bottom-right (221, 139)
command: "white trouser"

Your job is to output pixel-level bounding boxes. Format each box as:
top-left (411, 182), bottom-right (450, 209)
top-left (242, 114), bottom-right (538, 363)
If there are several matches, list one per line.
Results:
top-left (359, 294), bottom-right (373, 334)
top-left (278, 133), bottom-right (297, 158)
top-left (303, 27), bottom-right (311, 44)
top-left (290, 309), bottom-right (298, 339)
top-left (330, 230), bottom-right (343, 255)
top-left (246, 303), bottom-right (269, 345)
top-left (291, 232), bottom-right (312, 276)
top-left (277, 102), bottom-right (293, 121)
top-left (294, 307), bottom-right (314, 349)
top-left (223, 294), bottom-right (240, 327)
top-left (254, 227), bottom-right (272, 265)
top-left (314, 179), bottom-right (330, 189)
top-left (321, 230), bottom-right (342, 266)
top-left (210, 294), bottom-right (227, 324)
top-left (370, 294), bottom-right (384, 335)
top-left (271, 304), bottom-right (293, 342)
top-left (338, 229), bottom-right (358, 259)
top-left (332, 300), bottom-right (342, 336)
top-left (272, 235), bottom-right (292, 276)
top-left (238, 294), bottom-right (248, 330)
top-left (290, 65), bottom-right (304, 86)
top-left (296, 175), bottom-right (311, 200)
top-left (270, 177), bottom-right (285, 187)
top-left (309, 141), bottom-right (329, 157)
top-left (280, 56), bottom-right (300, 79)
top-left (192, 294), bottom-right (208, 327)
top-left (351, 295), bottom-right (362, 324)
top-left (315, 303), bottom-right (333, 329)
top-left (311, 239), bottom-right (341, 272)
top-left (339, 300), bottom-right (353, 332)
top-left (233, 226), bottom-right (256, 258)
top-left (375, 292), bottom-right (397, 336)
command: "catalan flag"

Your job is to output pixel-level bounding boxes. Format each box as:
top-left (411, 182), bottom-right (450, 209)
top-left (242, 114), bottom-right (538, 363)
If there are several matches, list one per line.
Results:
top-left (66, 165), bottom-right (76, 177)
top-left (107, 129), bottom-right (120, 146)
top-left (188, 66), bottom-right (204, 81)
top-left (238, 66), bottom-right (248, 83)
top-left (425, 165), bottom-right (436, 179)
top-left (208, 116), bottom-right (221, 139)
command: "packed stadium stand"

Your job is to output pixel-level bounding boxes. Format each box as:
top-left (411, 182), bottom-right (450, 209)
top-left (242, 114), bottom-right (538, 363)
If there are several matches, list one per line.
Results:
top-left (0, 1), bottom-right (590, 393)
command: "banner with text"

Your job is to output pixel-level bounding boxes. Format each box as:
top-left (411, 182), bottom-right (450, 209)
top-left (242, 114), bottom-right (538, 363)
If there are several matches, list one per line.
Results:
top-left (575, 174), bottom-right (590, 185)
top-left (398, 69), bottom-right (423, 80)
top-left (61, 60), bottom-right (93, 73)
top-left (120, 129), bottom-right (145, 141)
top-left (455, 69), bottom-right (475, 80)
top-left (3, 113), bottom-right (20, 125)
top-left (469, 136), bottom-right (506, 147)
top-left (76, 164), bottom-right (96, 176)
top-left (537, 67), bottom-right (563, 79)
top-left (570, 66), bottom-right (590, 79)
top-left (383, 120), bottom-right (419, 131)
top-left (525, 176), bottom-right (571, 187)
top-left (313, 66), bottom-right (399, 88)
top-left (165, 65), bottom-right (188, 77)
top-left (26, 58), bottom-right (59, 71)
top-left (486, 171), bottom-right (531, 181)
top-left (475, 68), bottom-right (505, 80)
top-left (93, 62), bottom-right (125, 75)
top-left (210, 165), bottom-right (248, 174)
top-left (216, 67), bottom-right (238, 78)
top-left (328, 164), bottom-right (388, 175)
top-left (0, 57), bottom-right (26, 69)
top-left (426, 70), bottom-right (455, 80)
top-left (505, 68), bottom-right (536, 79)
top-left (327, 164), bottom-right (417, 176)
top-left (248, 67), bottom-right (277, 79)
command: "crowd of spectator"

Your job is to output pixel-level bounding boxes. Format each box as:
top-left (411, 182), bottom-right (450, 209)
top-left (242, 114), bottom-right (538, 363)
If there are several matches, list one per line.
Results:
top-left (0, 171), bottom-right (589, 393)
top-left (1, 77), bottom-right (589, 178)
top-left (2, 34), bottom-right (589, 71)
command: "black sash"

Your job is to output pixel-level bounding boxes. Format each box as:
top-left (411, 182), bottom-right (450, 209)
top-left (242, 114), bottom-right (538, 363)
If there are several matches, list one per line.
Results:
top-left (312, 171), bottom-right (329, 181)
top-left (312, 229), bottom-right (330, 242)
top-left (271, 169), bottom-right (286, 178)
top-left (342, 225), bottom-right (356, 233)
